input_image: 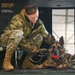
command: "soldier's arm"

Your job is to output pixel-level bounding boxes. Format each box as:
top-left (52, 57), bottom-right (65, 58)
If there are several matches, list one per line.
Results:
top-left (4, 14), bottom-right (24, 31)
top-left (41, 24), bottom-right (52, 45)
top-left (30, 19), bottom-right (52, 45)
top-left (39, 20), bottom-right (52, 45)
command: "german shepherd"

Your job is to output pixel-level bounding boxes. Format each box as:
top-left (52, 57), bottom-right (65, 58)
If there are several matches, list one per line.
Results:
top-left (36, 36), bottom-right (72, 69)
top-left (22, 36), bottom-right (72, 69)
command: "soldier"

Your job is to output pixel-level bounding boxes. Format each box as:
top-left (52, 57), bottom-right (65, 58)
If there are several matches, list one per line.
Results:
top-left (0, 4), bottom-right (52, 71)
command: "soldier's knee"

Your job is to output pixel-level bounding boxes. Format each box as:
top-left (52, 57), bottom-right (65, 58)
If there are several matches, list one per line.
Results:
top-left (33, 34), bottom-right (43, 43)
top-left (9, 30), bottom-right (23, 40)
top-left (36, 34), bottom-right (43, 41)
top-left (15, 30), bottom-right (23, 37)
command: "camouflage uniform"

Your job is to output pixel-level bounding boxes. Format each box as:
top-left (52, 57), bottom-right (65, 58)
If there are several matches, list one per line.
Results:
top-left (0, 9), bottom-right (51, 70)
top-left (1, 9), bottom-right (51, 53)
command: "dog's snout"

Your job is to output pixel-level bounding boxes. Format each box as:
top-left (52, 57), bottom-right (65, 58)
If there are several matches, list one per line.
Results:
top-left (52, 50), bottom-right (60, 55)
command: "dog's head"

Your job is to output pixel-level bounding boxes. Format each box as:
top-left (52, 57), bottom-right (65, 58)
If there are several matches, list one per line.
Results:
top-left (49, 35), bottom-right (66, 60)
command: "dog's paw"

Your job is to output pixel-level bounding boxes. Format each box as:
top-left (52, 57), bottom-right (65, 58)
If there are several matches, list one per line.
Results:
top-left (57, 65), bottom-right (63, 69)
top-left (57, 64), bottom-right (67, 69)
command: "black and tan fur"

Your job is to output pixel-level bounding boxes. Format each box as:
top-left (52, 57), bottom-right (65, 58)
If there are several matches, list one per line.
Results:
top-left (22, 36), bottom-right (72, 69)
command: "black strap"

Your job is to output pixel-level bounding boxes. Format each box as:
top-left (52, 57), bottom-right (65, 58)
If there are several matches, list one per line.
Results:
top-left (32, 19), bottom-right (40, 31)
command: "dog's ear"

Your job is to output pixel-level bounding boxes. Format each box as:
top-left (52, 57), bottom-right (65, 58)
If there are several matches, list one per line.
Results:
top-left (59, 36), bottom-right (64, 47)
top-left (51, 35), bottom-right (55, 44)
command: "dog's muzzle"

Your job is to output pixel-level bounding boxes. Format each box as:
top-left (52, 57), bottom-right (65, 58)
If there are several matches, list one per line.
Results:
top-left (52, 50), bottom-right (60, 59)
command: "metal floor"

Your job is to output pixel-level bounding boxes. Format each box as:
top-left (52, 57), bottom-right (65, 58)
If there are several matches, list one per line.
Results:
top-left (0, 69), bottom-right (75, 75)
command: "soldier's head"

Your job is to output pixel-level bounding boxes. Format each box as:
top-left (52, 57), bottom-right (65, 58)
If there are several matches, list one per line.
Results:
top-left (24, 4), bottom-right (39, 24)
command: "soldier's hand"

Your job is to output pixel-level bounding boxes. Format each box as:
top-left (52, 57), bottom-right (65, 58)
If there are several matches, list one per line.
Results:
top-left (35, 49), bottom-right (39, 53)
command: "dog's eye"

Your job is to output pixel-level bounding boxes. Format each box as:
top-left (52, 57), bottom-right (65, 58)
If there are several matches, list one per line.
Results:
top-left (50, 46), bottom-right (55, 49)
top-left (58, 46), bottom-right (62, 49)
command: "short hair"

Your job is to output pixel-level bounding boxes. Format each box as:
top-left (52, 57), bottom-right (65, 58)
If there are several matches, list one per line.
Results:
top-left (24, 4), bottom-right (38, 15)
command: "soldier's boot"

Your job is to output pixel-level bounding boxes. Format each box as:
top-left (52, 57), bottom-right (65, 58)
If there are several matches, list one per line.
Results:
top-left (3, 50), bottom-right (14, 71)
top-left (3, 30), bottom-right (23, 71)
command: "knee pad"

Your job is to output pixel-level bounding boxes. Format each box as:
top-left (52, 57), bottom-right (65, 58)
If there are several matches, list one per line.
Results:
top-left (9, 30), bottom-right (23, 41)
top-left (33, 34), bottom-right (43, 48)
top-left (33, 34), bottom-right (43, 41)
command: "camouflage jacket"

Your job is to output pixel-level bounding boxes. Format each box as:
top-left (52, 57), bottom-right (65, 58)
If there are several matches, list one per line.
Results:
top-left (4, 9), bottom-right (51, 45)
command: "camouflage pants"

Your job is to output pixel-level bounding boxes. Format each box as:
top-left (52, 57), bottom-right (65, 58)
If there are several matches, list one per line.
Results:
top-left (0, 30), bottom-right (43, 53)
top-left (20, 34), bottom-right (43, 53)
top-left (0, 30), bottom-right (23, 51)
